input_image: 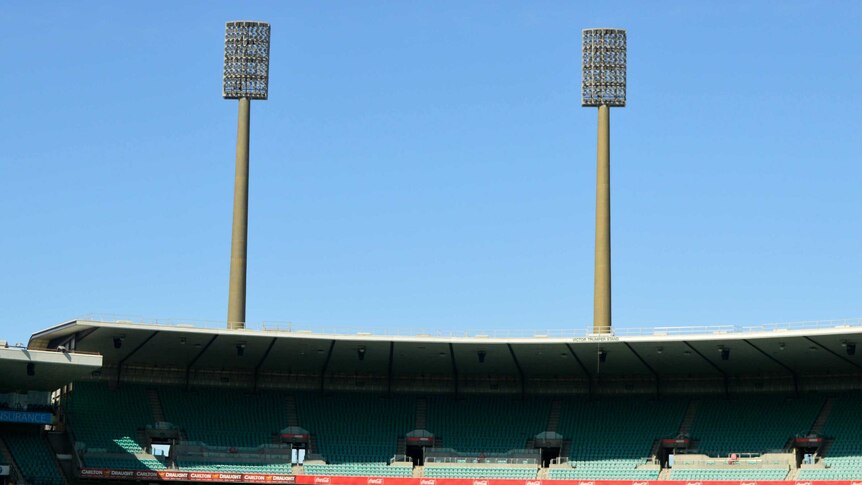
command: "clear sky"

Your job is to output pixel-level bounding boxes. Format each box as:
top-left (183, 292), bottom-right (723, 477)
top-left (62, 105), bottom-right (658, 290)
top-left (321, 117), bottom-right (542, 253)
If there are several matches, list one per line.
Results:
top-left (1, 1), bottom-right (860, 346)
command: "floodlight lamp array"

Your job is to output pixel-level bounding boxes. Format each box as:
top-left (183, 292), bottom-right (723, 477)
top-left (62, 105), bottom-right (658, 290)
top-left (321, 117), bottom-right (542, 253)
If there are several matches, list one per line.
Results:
top-left (223, 21), bottom-right (271, 100)
top-left (582, 28), bottom-right (626, 107)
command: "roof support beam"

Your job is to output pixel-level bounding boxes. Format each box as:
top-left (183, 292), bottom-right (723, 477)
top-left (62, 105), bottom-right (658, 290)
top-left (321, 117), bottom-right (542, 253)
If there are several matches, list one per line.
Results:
top-left (387, 341), bottom-right (395, 396)
top-left (805, 336), bottom-right (862, 372)
top-left (566, 344), bottom-right (592, 397)
top-left (186, 334), bottom-right (218, 390)
top-left (624, 343), bottom-right (660, 398)
top-left (50, 327), bottom-right (98, 351)
top-left (253, 337), bottom-right (278, 393)
top-left (507, 344), bottom-right (526, 397)
top-left (744, 339), bottom-right (798, 396)
top-left (684, 341), bottom-right (729, 398)
top-left (319, 341), bottom-right (336, 393)
top-left (116, 331), bottom-right (158, 387)
top-left (449, 343), bottom-right (459, 397)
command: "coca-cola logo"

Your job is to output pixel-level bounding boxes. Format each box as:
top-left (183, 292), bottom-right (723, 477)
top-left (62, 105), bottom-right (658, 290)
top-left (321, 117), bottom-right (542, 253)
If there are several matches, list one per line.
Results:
top-left (795, 482), bottom-right (813, 485)
top-left (740, 482), bottom-right (756, 485)
top-left (526, 481), bottom-right (541, 485)
top-left (314, 477), bottom-right (331, 484)
top-left (685, 481), bottom-right (701, 485)
top-left (632, 481), bottom-right (648, 485)
top-left (420, 479), bottom-right (436, 485)
top-left (367, 478), bottom-right (384, 484)
top-left (472, 480), bottom-right (488, 485)
top-left (578, 481), bottom-right (595, 485)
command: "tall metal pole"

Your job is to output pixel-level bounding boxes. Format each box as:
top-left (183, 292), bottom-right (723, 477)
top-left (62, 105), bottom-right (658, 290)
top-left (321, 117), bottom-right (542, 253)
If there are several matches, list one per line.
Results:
top-left (227, 98), bottom-right (251, 329)
top-left (223, 21), bottom-right (271, 330)
top-left (582, 28), bottom-right (625, 335)
top-left (593, 104), bottom-right (611, 334)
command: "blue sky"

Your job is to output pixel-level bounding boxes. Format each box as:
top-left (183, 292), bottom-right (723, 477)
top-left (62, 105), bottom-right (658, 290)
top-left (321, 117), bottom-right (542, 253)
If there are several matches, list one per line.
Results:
top-left (1, 1), bottom-right (860, 345)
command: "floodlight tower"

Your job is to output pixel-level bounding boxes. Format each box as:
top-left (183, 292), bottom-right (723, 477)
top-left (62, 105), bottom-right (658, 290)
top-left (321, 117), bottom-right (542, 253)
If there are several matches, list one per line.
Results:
top-left (223, 21), bottom-right (271, 330)
top-left (582, 28), bottom-right (626, 335)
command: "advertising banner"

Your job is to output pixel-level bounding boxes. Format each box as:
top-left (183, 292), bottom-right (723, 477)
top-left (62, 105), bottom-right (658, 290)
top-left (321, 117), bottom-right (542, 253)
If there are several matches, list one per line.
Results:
top-left (77, 470), bottom-right (862, 485)
top-left (79, 468), bottom-right (297, 482)
top-left (0, 409), bottom-right (53, 425)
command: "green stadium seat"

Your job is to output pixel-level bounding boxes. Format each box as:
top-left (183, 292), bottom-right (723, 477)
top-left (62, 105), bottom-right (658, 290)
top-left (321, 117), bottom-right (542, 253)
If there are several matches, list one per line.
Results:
top-left (555, 398), bottom-right (686, 479)
top-left (1, 430), bottom-right (65, 485)
top-left (83, 455), bottom-right (166, 470)
top-left (158, 386), bottom-right (288, 448)
top-left (423, 466), bottom-right (538, 479)
top-left (177, 460), bottom-right (292, 473)
top-left (669, 468), bottom-right (789, 480)
top-left (295, 392), bottom-right (414, 464)
top-left (305, 463), bottom-right (411, 477)
top-left (690, 395), bottom-right (823, 456)
top-left (425, 396), bottom-right (550, 453)
top-left (65, 382), bottom-right (150, 455)
top-left (797, 394), bottom-right (862, 480)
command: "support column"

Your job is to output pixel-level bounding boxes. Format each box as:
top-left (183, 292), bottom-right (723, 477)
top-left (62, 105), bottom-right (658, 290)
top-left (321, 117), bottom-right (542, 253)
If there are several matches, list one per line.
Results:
top-left (593, 104), bottom-right (611, 334)
top-left (227, 97), bottom-right (250, 329)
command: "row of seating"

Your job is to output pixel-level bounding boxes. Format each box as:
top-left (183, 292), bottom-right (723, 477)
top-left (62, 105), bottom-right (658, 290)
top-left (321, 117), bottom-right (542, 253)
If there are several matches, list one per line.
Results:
top-left (424, 466), bottom-right (537, 479)
top-left (65, 381), bottom-right (150, 456)
top-left (61, 382), bottom-right (862, 480)
top-left (159, 387), bottom-right (286, 448)
top-left (691, 395), bottom-right (823, 456)
top-left (177, 460), bottom-right (292, 473)
top-left (669, 468), bottom-right (790, 480)
top-left (83, 455), bottom-right (166, 470)
top-left (548, 468), bottom-right (660, 480)
top-left (425, 396), bottom-right (550, 453)
top-left (296, 392), bottom-right (414, 464)
top-left (557, 398), bottom-right (686, 477)
top-left (305, 463), bottom-right (412, 477)
top-left (1, 430), bottom-right (65, 485)
top-left (798, 393), bottom-right (862, 480)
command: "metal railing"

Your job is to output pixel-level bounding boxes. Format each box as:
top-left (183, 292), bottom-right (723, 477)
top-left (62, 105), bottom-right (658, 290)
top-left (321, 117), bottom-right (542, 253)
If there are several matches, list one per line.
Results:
top-left (74, 313), bottom-right (862, 340)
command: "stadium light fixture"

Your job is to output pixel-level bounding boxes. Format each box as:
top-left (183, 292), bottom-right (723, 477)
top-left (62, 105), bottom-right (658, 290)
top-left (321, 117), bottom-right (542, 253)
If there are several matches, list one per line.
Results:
top-left (224, 21), bottom-right (271, 330)
top-left (358, 347), bottom-right (367, 361)
top-left (598, 349), bottom-right (608, 363)
top-left (583, 28), bottom-right (626, 335)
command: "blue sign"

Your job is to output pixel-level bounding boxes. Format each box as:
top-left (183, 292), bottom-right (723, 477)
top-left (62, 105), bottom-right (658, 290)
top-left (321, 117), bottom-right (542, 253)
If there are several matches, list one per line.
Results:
top-left (0, 409), bottom-right (53, 425)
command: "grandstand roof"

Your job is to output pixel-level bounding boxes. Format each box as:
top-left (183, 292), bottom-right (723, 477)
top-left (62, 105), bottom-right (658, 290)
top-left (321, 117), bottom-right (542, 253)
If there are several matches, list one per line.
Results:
top-left (27, 318), bottom-right (862, 379)
top-left (0, 343), bottom-right (102, 392)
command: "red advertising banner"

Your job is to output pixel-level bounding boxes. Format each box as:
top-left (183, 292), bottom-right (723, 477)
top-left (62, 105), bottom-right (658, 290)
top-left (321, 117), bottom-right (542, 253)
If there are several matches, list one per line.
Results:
top-left (293, 478), bottom-right (861, 485)
top-left (77, 471), bottom-right (862, 485)
top-left (79, 468), bottom-right (297, 482)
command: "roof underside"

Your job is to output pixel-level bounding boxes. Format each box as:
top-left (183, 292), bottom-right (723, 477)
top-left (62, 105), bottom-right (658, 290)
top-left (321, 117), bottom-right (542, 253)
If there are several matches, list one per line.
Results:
top-left (27, 320), bottom-right (862, 380)
top-left (0, 345), bottom-right (102, 392)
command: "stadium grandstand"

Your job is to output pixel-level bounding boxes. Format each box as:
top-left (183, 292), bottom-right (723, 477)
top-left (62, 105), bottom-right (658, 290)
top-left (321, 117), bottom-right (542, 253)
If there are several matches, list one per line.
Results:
top-left (0, 318), bottom-right (861, 484)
